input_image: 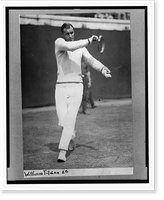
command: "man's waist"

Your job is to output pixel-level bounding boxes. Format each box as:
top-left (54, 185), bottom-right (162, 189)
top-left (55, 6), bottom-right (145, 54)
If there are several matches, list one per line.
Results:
top-left (57, 74), bottom-right (83, 83)
top-left (56, 81), bottom-right (82, 84)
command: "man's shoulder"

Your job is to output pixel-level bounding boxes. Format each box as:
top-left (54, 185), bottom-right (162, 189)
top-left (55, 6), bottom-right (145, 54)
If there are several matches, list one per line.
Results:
top-left (55, 38), bottom-right (64, 44)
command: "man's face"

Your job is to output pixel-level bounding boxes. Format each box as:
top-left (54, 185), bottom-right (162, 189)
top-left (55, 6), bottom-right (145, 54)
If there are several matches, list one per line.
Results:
top-left (62, 26), bottom-right (74, 41)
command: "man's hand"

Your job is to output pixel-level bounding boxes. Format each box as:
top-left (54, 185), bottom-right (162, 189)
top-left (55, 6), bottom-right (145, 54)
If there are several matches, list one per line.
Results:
top-left (101, 67), bottom-right (112, 78)
top-left (88, 35), bottom-right (99, 44)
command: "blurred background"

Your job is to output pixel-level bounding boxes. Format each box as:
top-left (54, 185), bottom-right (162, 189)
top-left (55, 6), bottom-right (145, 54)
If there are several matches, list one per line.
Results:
top-left (20, 10), bottom-right (131, 108)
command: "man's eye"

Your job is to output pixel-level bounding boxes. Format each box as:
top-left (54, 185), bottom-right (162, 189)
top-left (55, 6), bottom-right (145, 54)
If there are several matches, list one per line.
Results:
top-left (66, 31), bottom-right (73, 36)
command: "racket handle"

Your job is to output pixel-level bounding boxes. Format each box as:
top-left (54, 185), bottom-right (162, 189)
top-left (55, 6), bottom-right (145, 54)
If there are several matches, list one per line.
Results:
top-left (88, 35), bottom-right (98, 44)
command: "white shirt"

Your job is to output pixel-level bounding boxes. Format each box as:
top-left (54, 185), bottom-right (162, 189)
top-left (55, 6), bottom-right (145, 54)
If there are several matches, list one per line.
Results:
top-left (55, 37), bottom-right (104, 83)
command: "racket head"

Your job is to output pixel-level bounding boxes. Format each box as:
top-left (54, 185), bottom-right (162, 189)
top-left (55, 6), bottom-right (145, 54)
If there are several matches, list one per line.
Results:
top-left (98, 35), bottom-right (105, 53)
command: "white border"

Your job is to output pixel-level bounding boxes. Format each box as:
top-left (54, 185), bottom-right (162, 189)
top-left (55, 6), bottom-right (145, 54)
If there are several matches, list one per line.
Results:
top-left (0, 0), bottom-right (154, 191)
top-left (23, 168), bottom-right (133, 178)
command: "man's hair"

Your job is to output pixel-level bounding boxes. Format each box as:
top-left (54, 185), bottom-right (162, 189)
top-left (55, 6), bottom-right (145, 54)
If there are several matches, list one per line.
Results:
top-left (61, 23), bottom-right (74, 33)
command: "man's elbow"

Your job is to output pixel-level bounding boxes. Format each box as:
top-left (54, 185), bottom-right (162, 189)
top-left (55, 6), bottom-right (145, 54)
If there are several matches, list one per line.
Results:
top-left (66, 45), bottom-right (76, 51)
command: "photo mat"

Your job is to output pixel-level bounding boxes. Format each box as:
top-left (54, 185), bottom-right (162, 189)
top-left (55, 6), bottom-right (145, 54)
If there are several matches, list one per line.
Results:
top-left (6, 6), bottom-right (148, 180)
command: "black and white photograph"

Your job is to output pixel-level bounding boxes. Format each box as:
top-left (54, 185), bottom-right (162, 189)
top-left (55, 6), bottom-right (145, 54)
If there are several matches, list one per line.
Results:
top-left (2, 0), bottom-right (155, 191)
top-left (20, 9), bottom-right (133, 178)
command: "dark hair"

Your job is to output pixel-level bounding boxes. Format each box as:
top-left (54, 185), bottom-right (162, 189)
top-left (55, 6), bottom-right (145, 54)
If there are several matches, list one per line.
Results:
top-left (61, 23), bottom-right (74, 33)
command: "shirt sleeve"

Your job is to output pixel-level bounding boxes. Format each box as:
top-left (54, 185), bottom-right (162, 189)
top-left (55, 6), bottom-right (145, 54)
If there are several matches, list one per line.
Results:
top-left (82, 48), bottom-right (105, 72)
top-left (55, 38), bottom-right (89, 52)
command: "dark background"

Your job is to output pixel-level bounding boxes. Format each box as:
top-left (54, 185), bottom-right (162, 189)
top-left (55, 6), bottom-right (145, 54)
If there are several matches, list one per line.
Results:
top-left (20, 25), bottom-right (131, 108)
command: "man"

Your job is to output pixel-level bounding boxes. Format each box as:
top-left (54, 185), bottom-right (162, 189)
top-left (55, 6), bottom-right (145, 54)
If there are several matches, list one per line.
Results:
top-left (81, 61), bottom-right (96, 114)
top-left (55, 23), bottom-right (111, 162)
top-left (87, 70), bottom-right (96, 109)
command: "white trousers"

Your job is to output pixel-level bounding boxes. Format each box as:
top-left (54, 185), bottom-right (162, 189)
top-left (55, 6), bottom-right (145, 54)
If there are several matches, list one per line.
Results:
top-left (55, 83), bottom-right (83, 150)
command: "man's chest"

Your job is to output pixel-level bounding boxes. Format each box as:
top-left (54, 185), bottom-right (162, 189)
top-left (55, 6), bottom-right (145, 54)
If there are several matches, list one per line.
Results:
top-left (66, 49), bottom-right (83, 62)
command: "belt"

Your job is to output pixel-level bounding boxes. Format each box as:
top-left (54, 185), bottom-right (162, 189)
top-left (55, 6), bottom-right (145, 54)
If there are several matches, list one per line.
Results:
top-left (56, 82), bottom-right (83, 84)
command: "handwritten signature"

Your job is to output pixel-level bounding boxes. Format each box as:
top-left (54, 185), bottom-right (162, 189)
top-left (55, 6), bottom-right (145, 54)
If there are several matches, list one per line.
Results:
top-left (24, 169), bottom-right (69, 177)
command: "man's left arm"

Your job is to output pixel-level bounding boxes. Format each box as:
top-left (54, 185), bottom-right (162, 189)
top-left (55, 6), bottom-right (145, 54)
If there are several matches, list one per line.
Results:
top-left (83, 48), bottom-right (112, 78)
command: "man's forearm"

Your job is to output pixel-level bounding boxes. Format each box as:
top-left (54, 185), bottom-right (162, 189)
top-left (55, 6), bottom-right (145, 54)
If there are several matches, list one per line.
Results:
top-left (87, 71), bottom-right (91, 83)
top-left (58, 39), bottom-right (89, 51)
top-left (87, 57), bottom-right (105, 72)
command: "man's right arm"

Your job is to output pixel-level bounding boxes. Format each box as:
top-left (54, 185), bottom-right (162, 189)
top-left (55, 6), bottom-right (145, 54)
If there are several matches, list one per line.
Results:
top-left (55, 38), bottom-right (88, 52)
top-left (55, 36), bottom-right (98, 52)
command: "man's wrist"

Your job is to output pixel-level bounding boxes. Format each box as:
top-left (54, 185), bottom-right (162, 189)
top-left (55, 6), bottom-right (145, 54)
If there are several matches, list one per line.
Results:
top-left (101, 67), bottom-right (105, 73)
top-left (88, 38), bottom-right (91, 45)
